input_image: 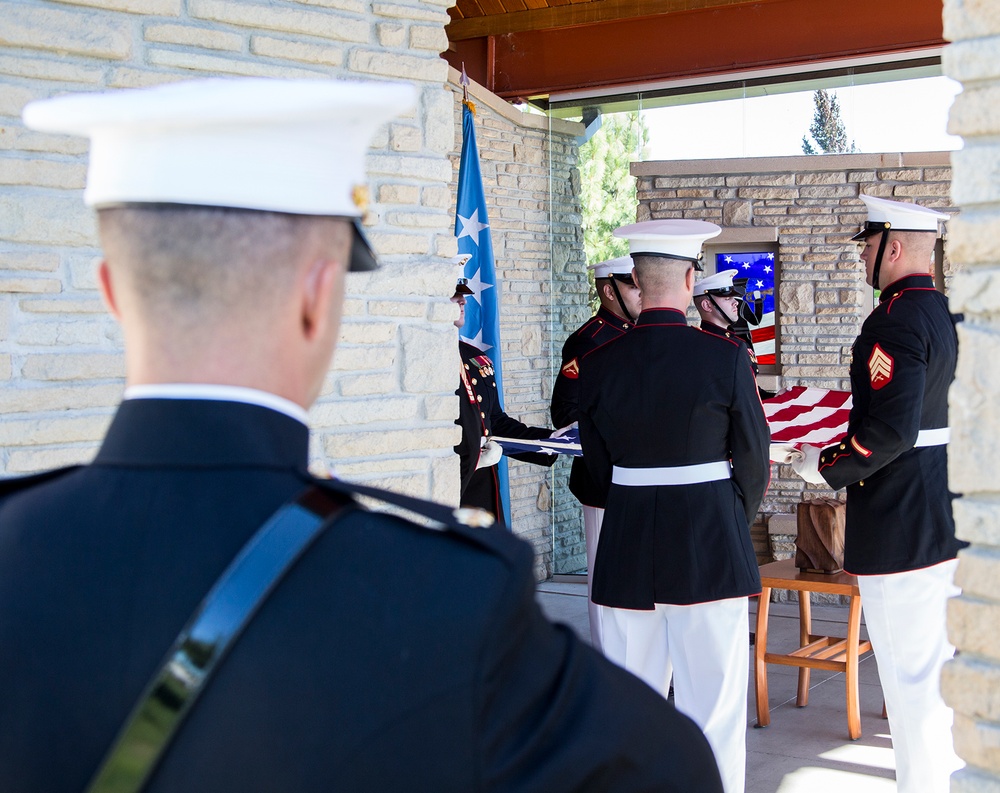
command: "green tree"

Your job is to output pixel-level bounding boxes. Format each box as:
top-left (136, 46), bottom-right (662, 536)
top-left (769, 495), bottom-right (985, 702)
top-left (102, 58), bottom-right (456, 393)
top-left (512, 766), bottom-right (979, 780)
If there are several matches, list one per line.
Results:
top-left (802, 89), bottom-right (857, 154)
top-left (578, 112), bottom-right (648, 266)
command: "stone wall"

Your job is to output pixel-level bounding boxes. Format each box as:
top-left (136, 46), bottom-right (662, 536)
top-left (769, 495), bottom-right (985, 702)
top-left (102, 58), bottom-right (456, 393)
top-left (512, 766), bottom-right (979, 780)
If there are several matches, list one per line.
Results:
top-left (1, 0), bottom-right (458, 498)
top-left (448, 71), bottom-right (585, 578)
top-left (0, 1), bottom-right (583, 578)
top-left (940, 2), bottom-right (1000, 789)
top-left (631, 154), bottom-right (955, 526)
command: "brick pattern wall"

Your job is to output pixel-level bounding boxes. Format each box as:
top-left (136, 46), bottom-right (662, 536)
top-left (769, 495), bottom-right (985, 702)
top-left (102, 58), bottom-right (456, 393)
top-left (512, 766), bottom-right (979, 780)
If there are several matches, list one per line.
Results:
top-left (632, 153), bottom-right (955, 525)
top-left (451, 74), bottom-right (585, 578)
top-left (940, 3), bottom-right (1000, 789)
top-left (1, 0), bottom-right (461, 504)
top-left (0, 1), bottom-right (584, 581)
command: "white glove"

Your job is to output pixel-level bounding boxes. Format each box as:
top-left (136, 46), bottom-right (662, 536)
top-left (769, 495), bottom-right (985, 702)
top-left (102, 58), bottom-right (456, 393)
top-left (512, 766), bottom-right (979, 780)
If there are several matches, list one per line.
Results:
top-left (476, 440), bottom-right (503, 469)
top-left (790, 444), bottom-right (828, 485)
top-left (550, 422), bottom-right (577, 438)
top-left (769, 443), bottom-right (799, 464)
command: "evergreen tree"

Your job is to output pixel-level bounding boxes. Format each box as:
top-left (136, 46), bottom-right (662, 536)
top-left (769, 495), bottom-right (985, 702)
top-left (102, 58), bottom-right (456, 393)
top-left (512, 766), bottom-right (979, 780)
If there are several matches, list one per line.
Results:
top-left (801, 89), bottom-right (857, 154)
top-left (578, 112), bottom-right (647, 267)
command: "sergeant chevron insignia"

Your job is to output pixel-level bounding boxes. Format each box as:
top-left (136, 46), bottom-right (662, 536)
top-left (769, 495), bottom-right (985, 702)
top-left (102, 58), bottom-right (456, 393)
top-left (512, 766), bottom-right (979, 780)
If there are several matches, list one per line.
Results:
top-left (868, 344), bottom-right (894, 390)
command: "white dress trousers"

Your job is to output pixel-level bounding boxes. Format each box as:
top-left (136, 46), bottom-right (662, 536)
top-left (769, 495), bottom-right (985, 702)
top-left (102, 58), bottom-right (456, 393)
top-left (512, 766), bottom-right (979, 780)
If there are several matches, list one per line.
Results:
top-left (601, 597), bottom-right (749, 793)
top-left (857, 559), bottom-right (963, 793)
top-left (582, 505), bottom-right (605, 651)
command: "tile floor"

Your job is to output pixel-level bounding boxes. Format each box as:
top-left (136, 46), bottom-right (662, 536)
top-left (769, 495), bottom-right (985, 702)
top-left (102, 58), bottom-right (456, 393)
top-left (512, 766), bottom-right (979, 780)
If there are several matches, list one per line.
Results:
top-left (536, 579), bottom-right (897, 793)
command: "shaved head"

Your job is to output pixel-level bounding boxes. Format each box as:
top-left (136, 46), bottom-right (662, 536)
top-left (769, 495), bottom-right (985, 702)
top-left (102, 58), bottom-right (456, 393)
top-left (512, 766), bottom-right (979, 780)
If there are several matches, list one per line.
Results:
top-left (98, 205), bottom-right (350, 333)
top-left (97, 205), bottom-right (354, 403)
top-left (633, 255), bottom-right (692, 293)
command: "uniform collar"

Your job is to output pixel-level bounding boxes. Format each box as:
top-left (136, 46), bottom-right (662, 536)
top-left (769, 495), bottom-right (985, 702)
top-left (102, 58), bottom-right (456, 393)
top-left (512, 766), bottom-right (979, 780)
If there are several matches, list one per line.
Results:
top-left (879, 273), bottom-right (935, 303)
top-left (637, 307), bottom-right (688, 327)
top-left (124, 383), bottom-right (309, 425)
top-left (94, 398), bottom-right (310, 469)
top-left (596, 305), bottom-right (634, 331)
top-left (459, 339), bottom-right (486, 359)
top-left (699, 320), bottom-right (730, 338)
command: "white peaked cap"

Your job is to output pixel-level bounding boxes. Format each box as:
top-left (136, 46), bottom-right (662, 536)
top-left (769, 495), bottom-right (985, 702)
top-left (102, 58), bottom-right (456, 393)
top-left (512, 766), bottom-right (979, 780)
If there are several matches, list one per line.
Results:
top-left (587, 255), bottom-right (634, 279)
top-left (853, 194), bottom-right (949, 239)
top-left (614, 219), bottom-right (722, 261)
top-left (693, 268), bottom-right (739, 297)
top-left (22, 77), bottom-right (417, 217)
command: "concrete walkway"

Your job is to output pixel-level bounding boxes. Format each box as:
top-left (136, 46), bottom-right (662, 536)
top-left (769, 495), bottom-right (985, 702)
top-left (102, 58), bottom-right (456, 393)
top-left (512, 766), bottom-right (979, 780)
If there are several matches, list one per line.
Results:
top-left (536, 579), bottom-right (896, 793)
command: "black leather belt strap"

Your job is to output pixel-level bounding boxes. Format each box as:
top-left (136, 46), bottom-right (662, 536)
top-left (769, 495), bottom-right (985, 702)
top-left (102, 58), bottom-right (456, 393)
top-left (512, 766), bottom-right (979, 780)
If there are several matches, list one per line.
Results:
top-left (85, 486), bottom-right (347, 793)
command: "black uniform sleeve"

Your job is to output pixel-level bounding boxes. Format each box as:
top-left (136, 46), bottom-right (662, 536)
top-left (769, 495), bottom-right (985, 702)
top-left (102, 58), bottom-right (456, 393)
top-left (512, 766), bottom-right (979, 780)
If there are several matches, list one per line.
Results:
top-left (819, 311), bottom-right (925, 490)
top-left (550, 336), bottom-right (580, 428)
top-left (577, 359), bottom-right (613, 507)
top-left (490, 404), bottom-right (557, 468)
top-left (476, 540), bottom-right (724, 793)
top-left (728, 352), bottom-right (771, 525)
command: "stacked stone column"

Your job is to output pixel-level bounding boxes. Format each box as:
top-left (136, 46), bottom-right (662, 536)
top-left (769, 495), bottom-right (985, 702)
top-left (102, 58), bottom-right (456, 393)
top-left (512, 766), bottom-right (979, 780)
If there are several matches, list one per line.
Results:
top-left (940, 2), bottom-right (1000, 789)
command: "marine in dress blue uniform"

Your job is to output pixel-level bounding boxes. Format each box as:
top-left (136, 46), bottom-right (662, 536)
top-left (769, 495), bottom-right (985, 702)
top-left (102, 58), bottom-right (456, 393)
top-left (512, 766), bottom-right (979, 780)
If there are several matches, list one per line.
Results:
top-left (579, 220), bottom-right (771, 793)
top-left (694, 268), bottom-right (774, 400)
top-left (792, 194), bottom-right (966, 793)
top-left (0, 78), bottom-right (724, 793)
top-left (452, 279), bottom-right (556, 527)
top-left (550, 255), bottom-right (640, 650)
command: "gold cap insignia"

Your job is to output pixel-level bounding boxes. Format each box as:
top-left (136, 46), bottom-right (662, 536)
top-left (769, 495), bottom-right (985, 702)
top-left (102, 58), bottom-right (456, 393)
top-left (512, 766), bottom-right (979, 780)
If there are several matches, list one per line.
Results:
top-left (351, 184), bottom-right (369, 213)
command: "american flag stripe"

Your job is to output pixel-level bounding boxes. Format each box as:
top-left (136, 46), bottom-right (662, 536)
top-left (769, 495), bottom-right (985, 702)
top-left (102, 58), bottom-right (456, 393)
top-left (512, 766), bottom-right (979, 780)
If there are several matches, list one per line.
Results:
top-left (763, 386), bottom-right (852, 449)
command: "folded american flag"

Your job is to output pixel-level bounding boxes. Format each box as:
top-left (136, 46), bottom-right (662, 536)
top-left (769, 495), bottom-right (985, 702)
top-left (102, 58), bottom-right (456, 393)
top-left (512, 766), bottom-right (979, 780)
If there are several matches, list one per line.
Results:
top-left (493, 428), bottom-right (583, 457)
top-left (764, 386), bottom-right (852, 462)
top-left (493, 390), bottom-right (851, 463)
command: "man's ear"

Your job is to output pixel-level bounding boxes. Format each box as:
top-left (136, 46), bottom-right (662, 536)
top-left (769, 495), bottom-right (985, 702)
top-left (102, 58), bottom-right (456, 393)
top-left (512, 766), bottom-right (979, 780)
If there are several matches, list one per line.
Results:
top-left (97, 260), bottom-right (121, 320)
top-left (685, 266), bottom-right (696, 291)
top-left (300, 257), bottom-right (342, 341)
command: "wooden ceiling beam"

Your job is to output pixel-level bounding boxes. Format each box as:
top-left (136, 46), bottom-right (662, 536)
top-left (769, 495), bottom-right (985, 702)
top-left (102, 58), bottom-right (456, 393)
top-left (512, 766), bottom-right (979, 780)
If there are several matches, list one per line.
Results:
top-left (451, 0), bottom-right (944, 100)
top-left (447, 0), bottom-right (746, 41)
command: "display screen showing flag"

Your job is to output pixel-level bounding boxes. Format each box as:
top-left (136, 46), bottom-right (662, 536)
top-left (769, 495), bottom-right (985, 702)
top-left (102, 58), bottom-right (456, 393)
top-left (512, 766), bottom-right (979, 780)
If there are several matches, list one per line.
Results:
top-left (493, 428), bottom-right (583, 458)
top-left (717, 251), bottom-right (776, 365)
top-left (764, 386), bottom-right (852, 450)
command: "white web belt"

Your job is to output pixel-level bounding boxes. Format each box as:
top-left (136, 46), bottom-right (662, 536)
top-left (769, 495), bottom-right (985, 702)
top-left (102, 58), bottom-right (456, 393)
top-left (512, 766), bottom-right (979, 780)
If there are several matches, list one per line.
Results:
top-left (612, 460), bottom-right (732, 486)
top-left (914, 427), bottom-right (950, 448)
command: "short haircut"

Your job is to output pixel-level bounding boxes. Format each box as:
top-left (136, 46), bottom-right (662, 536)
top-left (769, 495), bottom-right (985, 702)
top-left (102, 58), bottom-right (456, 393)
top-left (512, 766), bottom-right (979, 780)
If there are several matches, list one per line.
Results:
top-left (633, 254), bottom-right (692, 293)
top-left (891, 230), bottom-right (937, 261)
top-left (98, 205), bottom-right (346, 327)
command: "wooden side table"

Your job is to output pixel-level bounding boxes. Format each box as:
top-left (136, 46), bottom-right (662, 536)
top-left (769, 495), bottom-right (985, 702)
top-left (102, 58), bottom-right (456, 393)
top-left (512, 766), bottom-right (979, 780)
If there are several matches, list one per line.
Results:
top-left (754, 558), bottom-right (874, 740)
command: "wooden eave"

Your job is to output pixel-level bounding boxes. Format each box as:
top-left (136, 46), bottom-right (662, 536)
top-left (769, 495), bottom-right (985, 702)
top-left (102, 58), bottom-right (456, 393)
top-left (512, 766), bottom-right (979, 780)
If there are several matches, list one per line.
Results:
top-left (443, 0), bottom-right (946, 103)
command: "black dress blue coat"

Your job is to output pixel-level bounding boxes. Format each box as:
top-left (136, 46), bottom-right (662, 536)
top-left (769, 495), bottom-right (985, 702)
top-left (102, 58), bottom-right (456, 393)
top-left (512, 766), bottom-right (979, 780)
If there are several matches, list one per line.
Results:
top-left (817, 274), bottom-right (967, 574)
top-left (578, 308), bottom-right (770, 609)
top-left (456, 340), bottom-right (554, 524)
top-left (0, 397), bottom-right (722, 793)
top-left (551, 306), bottom-right (634, 508)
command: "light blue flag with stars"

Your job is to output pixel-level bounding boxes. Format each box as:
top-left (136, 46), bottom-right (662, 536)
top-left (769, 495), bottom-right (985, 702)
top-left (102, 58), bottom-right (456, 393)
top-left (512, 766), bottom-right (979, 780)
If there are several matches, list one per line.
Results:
top-left (455, 100), bottom-right (511, 528)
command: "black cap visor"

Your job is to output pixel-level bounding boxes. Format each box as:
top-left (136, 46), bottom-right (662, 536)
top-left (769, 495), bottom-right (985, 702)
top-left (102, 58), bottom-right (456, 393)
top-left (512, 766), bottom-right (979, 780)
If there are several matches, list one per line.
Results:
top-left (631, 251), bottom-right (704, 271)
top-left (607, 273), bottom-right (637, 287)
top-left (851, 221), bottom-right (891, 242)
top-left (350, 218), bottom-right (378, 272)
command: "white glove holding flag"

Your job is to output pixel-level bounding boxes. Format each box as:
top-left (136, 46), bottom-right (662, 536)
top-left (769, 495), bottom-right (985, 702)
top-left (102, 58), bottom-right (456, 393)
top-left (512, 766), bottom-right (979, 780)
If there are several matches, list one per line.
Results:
top-left (789, 444), bottom-right (828, 485)
top-left (476, 439), bottom-right (503, 469)
top-left (550, 422), bottom-right (577, 439)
